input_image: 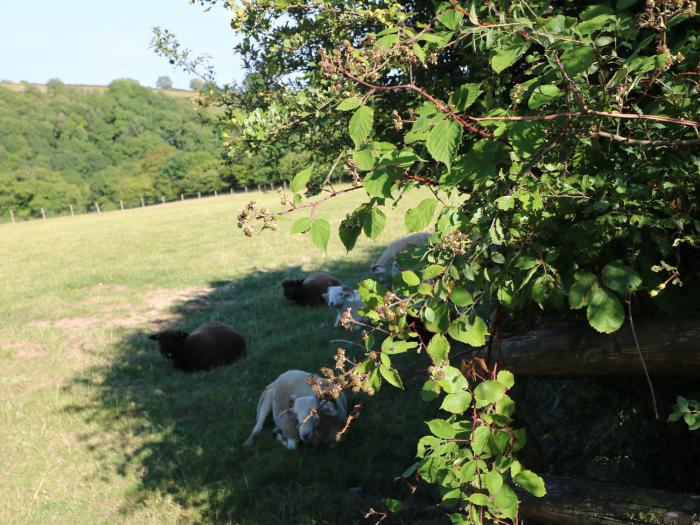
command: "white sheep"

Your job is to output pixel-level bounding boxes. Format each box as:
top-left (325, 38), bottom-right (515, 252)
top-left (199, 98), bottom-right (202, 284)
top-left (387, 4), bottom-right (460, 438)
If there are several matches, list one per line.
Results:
top-left (323, 285), bottom-right (365, 329)
top-left (371, 232), bottom-right (431, 283)
top-left (244, 370), bottom-right (348, 449)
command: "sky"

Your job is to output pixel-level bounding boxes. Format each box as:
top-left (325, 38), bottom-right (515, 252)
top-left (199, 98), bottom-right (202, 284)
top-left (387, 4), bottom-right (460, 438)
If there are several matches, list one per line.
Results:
top-left (0, 0), bottom-right (245, 89)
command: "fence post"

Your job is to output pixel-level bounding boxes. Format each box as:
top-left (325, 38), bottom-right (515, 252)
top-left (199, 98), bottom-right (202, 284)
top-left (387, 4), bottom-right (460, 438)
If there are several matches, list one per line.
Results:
top-left (10, 210), bottom-right (15, 223)
top-left (283, 180), bottom-right (287, 190)
top-left (214, 190), bottom-right (218, 197)
top-left (69, 204), bottom-right (74, 216)
top-left (140, 197), bottom-right (145, 208)
top-left (230, 188), bottom-right (233, 195)
top-left (270, 183), bottom-right (274, 191)
top-left (119, 201), bottom-right (124, 211)
top-left (258, 184), bottom-right (262, 193)
top-left (161, 196), bottom-right (165, 204)
top-left (244, 186), bottom-right (248, 193)
top-left (197, 192), bottom-right (201, 199)
top-left (41, 208), bottom-right (46, 221)
top-left (95, 202), bottom-right (101, 215)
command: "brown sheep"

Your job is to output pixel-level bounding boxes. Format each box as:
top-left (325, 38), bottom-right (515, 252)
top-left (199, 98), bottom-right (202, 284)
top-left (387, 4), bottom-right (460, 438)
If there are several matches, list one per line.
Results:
top-left (149, 321), bottom-right (246, 372)
top-left (282, 272), bottom-right (341, 306)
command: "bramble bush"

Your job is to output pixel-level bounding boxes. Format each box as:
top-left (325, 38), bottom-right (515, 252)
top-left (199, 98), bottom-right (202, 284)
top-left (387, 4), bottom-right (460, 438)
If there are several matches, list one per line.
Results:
top-left (160, 0), bottom-right (700, 521)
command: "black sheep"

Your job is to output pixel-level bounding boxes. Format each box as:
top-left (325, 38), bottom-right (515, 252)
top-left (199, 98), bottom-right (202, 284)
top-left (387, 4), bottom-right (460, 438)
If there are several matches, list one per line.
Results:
top-left (282, 272), bottom-right (341, 306)
top-left (149, 322), bottom-right (246, 372)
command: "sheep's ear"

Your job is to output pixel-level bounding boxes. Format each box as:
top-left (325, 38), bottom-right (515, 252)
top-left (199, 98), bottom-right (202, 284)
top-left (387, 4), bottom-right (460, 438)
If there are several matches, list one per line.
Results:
top-left (319, 400), bottom-right (338, 417)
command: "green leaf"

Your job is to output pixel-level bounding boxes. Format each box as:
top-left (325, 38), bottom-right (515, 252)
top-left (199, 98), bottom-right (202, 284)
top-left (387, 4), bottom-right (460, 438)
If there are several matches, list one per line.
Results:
top-left (495, 196), bottom-right (514, 210)
top-left (421, 380), bottom-right (441, 402)
top-left (423, 264), bottom-right (446, 280)
top-left (427, 334), bottom-right (450, 365)
top-left (485, 469), bottom-right (503, 496)
top-left (291, 167), bottom-right (312, 193)
top-left (587, 284), bottom-right (625, 333)
top-left (561, 46), bottom-right (595, 77)
top-left (471, 425), bottom-right (490, 454)
top-left (384, 498), bottom-right (405, 513)
top-left (291, 217), bottom-right (312, 234)
top-left (448, 315), bottom-right (489, 347)
top-left (402, 271), bottom-right (420, 287)
top-left (426, 419), bottom-right (456, 439)
top-left (380, 364), bottom-right (404, 389)
top-left (508, 121), bottom-right (547, 159)
top-left (528, 84), bottom-right (563, 109)
top-left (437, 366), bottom-right (469, 394)
top-left (449, 83), bottom-right (481, 112)
top-left (602, 262), bottom-right (642, 296)
top-left (353, 146), bottom-right (374, 172)
top-left (337, 97), bottom-right (363, 111)
top-left (405, 198), bottom-right (438, 233)
top-left (467, 493), bottom-right (489, 506)
top-left (440, 391), bottom-right (472, 414)
top-left (491, 44), bottom-right (528, 73)
top-left (577, 14), bottom-right (613, 34)
top-left (363, 169), bottom-right (393, 199)
top-left (569, 272), bottom-right (597, 309)
top-left (310, 219), bottom-right (331, 252)
top-left (426, 119), bottom-right (463, 168)
top-left (496, 370), bottom-right (515, 390)
top-left (450, 288), bottom-right (473, 307)
top-left (339, 223), bottom-right (361, 252)
top-left (382, 337), bottom-right (417, 355)
top-left (349, 105), bottom-right (374, 147)
top-left (439, 9), bottom-right (463, 30)
top-left (513, 470), bottom-right (547, 497)
top-left (474, 380), bottom-right (506, 408)
top-left (492, 484), bottom-right (518, 520)
top-left (363, 208), bottom-right (386, 239)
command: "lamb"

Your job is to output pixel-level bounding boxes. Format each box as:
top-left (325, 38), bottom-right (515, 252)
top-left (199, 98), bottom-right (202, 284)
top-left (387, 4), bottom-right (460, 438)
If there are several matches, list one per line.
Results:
top-left (282, 272), bottom-right (342, 306)
top-left (149, 321), bottom-right (246, 372)
top-left (371, 232), bottom-right (431, 283)
top-left (323, 285), bottom-right (365, 329)
top-left (244, 369), bottom-right (348, 449)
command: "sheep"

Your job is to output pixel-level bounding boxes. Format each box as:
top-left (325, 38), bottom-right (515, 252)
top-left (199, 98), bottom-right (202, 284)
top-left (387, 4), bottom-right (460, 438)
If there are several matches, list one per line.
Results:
top-left (244, 369), bottom-right (348, 449)
top-left (282, 272), bottom-right (342, 306)
top-left (323, 285), bottom-right (365, 329)
top-left (149, 321), bottom-right (246, 372)
top-left (371, 232), bottom-right (431, 283)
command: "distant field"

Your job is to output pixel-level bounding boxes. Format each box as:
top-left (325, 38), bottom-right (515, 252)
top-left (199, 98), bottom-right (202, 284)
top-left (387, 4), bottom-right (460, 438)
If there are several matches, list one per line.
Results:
top-left (0, 187), bottom-right (439, 524)
top-left (0, 81), bottom-right (194, 99)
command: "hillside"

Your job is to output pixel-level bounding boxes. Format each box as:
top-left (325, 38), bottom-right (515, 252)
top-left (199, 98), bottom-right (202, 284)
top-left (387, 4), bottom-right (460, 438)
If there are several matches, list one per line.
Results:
top-left (0, 80), bottom-right (195, 99)
top-left (0, 79), bottom-right (303, 221)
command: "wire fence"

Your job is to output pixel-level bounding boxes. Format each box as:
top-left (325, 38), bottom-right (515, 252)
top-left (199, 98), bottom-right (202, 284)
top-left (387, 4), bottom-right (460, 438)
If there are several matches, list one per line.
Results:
top-left (1, 181), bottom-right (289, 225)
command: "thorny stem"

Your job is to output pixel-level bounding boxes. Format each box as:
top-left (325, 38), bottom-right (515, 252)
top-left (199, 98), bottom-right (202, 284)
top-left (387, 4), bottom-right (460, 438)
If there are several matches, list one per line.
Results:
top-left (469, 110), bottom-right (700, 128)
top-left (627, 298), bottom-right (659, 420)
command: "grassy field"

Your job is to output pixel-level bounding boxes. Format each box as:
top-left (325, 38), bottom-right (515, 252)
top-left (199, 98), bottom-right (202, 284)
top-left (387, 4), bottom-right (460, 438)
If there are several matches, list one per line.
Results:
top-left (0, 81), bottom-right (194, 98)
top-left (0, 187), bottom-right (440, 524)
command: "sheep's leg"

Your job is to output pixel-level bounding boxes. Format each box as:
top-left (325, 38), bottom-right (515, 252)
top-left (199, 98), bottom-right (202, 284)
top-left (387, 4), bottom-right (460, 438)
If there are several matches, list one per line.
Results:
top-left (243, 387), bottom-right (273, 447)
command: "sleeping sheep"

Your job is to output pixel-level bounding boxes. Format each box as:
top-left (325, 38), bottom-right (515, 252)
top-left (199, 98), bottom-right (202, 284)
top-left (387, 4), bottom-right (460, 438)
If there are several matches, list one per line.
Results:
top-left (149, 321), bottom-right (246, 372)
top-left (244, 369), bottom-right (348, 449)
top-left (323, 285), bottom-right (365, 329)
top-left (371, 231), bottom-right (431, 283)
top-left (282, 272), bottom-right (342, 306)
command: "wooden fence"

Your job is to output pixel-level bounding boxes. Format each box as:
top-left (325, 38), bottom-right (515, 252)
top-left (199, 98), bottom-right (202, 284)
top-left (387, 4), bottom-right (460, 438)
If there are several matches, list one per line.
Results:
top-left (1, 181), bottom-right (288, 224)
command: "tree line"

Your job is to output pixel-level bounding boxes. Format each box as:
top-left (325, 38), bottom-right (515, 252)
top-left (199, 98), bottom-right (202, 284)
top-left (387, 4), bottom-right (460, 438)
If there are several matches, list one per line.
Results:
top-left (0, 78), bottom-right (307, 219)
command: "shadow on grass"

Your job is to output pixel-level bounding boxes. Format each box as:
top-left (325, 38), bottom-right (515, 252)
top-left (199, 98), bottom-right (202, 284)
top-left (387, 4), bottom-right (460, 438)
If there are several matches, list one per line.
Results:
top-left (63, 256), bottom-right (444, 524)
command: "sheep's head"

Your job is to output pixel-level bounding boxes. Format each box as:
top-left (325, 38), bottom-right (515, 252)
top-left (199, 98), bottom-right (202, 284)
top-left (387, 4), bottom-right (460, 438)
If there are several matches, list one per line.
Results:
top-left (325, 285), bottom-right (356, 308)
top-left (371, 263), bottom-right (388, 283)
top-left (149, 329), bottom-right (189, 359)
top-left (282, 279), bottom-right (304, 300)
top-left (291, 395), bottom-right (340, 442)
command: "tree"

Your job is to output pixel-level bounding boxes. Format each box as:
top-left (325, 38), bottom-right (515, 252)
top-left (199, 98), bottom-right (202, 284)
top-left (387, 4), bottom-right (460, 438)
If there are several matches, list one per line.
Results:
top-left (189, 78), bottom-right (205, 92)
top-left (156, 75), bottom-right (173, 89)
top-left (159, 1), bottom-right (700, 522)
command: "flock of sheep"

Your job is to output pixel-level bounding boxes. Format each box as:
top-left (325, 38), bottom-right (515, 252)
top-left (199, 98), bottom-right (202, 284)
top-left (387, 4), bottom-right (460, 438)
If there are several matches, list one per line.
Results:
top-left (148, 232), bottom-right (430, 449)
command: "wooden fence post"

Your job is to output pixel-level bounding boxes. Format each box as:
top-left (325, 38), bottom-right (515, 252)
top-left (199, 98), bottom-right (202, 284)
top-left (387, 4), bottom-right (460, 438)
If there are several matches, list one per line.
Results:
top-left (244, 186), bottom-right (248, 193)
top-left (10, 210), bottom-right (15, 223)
top-left (161, 196), bottom-right (165, 204)
top-left (258, 184), bottom-right (262, 192)
top-left (180, 194), bottom-right (184, 201)
top-left (140, 197), bottom-right (145, 208)
top-left (69, 205), bottom-right (74, 216)
top-left (41, 208), bottom-right (46, 221)
top-left (197, 192), bottom-right (201, 199)
top-left (230, 188), bottom-right (233, 195)
top-left (95, 202), bottom-right (101, 215)
top-left (214, 190), bottom-right (218, 196)
top-left (270, 183), bottom-right (274, 191)
top-left (119, 201), bottom-right (124, 211)
top-left (283, 180), bottom-right (287, 190)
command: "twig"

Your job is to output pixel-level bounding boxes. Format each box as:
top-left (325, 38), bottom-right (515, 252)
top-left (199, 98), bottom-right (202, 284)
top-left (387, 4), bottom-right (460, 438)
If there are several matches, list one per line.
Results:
top-left (627, 298), bottom-right (659, 420)
top-left (470, 110), bottom-right (700, 128)
top-left (590, 130), bottom-right (700, 147)
top-left (277, 185), bottom-right (362, 217)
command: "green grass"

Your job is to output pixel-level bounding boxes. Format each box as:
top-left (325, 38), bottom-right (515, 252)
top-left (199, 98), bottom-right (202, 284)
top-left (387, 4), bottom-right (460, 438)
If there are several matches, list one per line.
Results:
top-left (0, 187), bottom-right (441, 524)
